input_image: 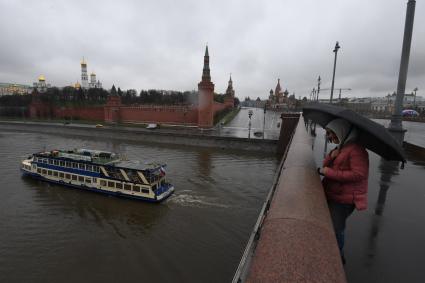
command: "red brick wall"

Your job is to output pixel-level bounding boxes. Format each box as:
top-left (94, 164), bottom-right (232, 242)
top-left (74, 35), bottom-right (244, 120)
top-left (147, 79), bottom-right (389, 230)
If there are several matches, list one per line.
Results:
top-left (213, 102), bottom-right (227, 113)
top-left (29, 98), bottom-right (231, 126)
top-left (119, 105), bottom-right (198, 125)
top-left (54, 106), bottom-right (104, 121)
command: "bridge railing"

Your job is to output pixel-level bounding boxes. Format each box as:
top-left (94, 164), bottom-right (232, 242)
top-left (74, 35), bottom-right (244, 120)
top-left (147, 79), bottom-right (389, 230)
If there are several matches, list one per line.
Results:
top-left (233, 115), bottom-right (347, 283)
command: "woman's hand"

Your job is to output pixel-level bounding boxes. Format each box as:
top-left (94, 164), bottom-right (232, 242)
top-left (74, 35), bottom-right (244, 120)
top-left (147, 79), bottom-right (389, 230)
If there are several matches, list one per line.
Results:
top-left (330, 149), bottom-right (340, 159)
top-left (323, 167), bottom-right (329, 174)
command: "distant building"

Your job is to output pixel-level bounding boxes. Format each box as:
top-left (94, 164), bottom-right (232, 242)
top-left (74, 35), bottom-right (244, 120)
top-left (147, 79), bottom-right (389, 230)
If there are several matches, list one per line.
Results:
top-left (33, 75), bottom-right (51, 93)
top-left (88, 72), bottom-right (102, 89)
top-left (81, 58), bottom-right (88, 89)
top-left (79, 58), bottom-right (102, 89)
top-left (224, 74), bottom-right (235, 107)
top-left (0, 83), bottom-right (32, 96)
top-left (268, 78), bottom-right (289, 109)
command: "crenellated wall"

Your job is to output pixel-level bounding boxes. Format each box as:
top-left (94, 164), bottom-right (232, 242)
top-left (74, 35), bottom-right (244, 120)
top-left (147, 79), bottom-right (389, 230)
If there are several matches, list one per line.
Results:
top-left (28, 95), bottom-right (228, 127)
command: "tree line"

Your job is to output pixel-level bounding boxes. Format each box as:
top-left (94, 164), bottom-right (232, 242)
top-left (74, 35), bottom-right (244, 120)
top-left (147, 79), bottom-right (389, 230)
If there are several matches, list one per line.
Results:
top-left (0, 85), bottom-right (238, 108)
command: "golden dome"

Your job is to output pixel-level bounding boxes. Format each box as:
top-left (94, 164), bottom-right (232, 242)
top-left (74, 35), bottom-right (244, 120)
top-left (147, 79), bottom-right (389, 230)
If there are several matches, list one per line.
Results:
top-left (80, 57), bottom-right (87, 65)
top-left (38, 75), bottom-right (45, 81)
top-left (90, 72), bottom-right (96, 76)
top-left (74, 82), bottom-right (81, 89)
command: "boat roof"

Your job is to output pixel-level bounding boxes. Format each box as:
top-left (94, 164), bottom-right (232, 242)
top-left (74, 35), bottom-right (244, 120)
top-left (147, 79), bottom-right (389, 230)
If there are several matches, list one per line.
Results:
top-left (114, 160), bottom-right (165, 172)
top-left (34, 149), bottom-right (165, 171)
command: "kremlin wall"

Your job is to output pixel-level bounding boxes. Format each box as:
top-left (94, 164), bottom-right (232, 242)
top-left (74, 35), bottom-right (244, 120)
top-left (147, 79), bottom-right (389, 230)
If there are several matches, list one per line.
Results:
top-left (29, 46), bottom-right (235, 128)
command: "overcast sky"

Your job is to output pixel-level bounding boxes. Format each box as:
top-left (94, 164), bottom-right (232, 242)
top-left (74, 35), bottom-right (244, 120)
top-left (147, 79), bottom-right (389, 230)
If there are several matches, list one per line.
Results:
top-left (0, 0), bottom-right (424, 99)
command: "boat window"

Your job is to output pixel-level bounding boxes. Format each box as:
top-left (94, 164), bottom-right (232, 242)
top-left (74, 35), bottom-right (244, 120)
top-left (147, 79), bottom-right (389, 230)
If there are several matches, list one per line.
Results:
top-left (53, 171), bottom-right (58, 177)
top-left (93, 178), bottom-right (97, 183)
top-left (87, 165), bottom-right (93, 171)
top-left (49, 159), bottom-right (53, 165)
top-left (72, 175), bottom-right (77, 181)
top-left (100, 180), bottom-right (107, 186)
top-left (42, 169), bottom-right (47, 175)
top-left (33, 157), bottom-right (38, 162)
top-left (124, 184), bottom-right (131, 191)
top-left (115, 183), bottom-right (122, 189)
top-left (142, 189), bottom-right (150, 194)
top-left (96, 167), bottom-right (100, 173)
top-left (65, 174), bottom-right (71, 179)
top-left (133, 185), bottom-right (141, 192)
top-left (59, 172), bottom-right (64, 178)
top-left (79, 164), bottom-right (85, 170)
top-left (66, 161), bottom-right (71, 168)
top-left (108, 181), bottom-right (115, 188)
top-left (48, 170), bottom-right (52, 176)
top-left (44, 158), bottom-right (48, 163)
top-left (85, 178), bottom-right (91, 184)
top-left (37, 168), bottom-right (42, 174)
top-left (60, 161), bottom-right (64, 167)
top-left (78, 176), bottom-right (84, 182)
top-left (71, 163), bottom-right (77, 168)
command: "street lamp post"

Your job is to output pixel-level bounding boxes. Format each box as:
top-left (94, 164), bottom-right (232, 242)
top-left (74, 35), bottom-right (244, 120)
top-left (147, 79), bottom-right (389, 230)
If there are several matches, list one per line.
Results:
top-left (330, 41), bottom-right (340, 104)
top-left (388, 0), bottom-right (416, 144)
top-left (413, 87), bottom-right (418, 108)
top-left (262, 104), bottom-right (266, 140)
top-left (316, 76), bottom-right (321, 102)
top-left (248, 110), bottom-right (253, 139)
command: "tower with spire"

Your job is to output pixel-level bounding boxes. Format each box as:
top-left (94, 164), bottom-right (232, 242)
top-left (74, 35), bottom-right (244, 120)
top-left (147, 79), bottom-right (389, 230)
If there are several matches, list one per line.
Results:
top-left (81, 57), bottom-right (88, 89)
top-left (275, 78), bottom-right (283, 103)
top-left (197, 45), bottom-right (215, 128)
top-left (224, 74), bottom-right (235, 108)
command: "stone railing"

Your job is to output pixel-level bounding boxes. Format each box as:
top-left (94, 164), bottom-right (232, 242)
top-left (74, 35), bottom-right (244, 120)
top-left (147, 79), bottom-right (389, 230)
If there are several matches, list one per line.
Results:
top-left (233, 116), bottom-right (346, 283)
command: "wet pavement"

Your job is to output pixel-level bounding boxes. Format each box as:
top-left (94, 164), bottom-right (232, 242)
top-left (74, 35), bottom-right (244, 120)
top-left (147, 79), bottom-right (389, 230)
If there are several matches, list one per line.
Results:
top-left (374, 119), bottom-right (425, 148)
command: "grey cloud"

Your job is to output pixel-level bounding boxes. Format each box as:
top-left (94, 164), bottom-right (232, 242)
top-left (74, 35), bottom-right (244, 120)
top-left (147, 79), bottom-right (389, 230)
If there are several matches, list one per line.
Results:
top-left (0, 0), bottom-right (424, 99)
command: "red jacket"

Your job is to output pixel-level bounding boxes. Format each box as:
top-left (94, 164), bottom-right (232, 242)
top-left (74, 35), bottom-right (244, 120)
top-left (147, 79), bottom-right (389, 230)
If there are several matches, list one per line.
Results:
top-left (322, 143), bottom-right (369, 210)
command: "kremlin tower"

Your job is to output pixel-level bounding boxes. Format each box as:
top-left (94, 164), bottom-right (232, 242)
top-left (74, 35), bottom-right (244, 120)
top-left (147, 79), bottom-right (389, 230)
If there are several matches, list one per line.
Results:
top-left (224, 74), bottom-right (235, 108)
top-left (197, 46), bottom-right (215, 128)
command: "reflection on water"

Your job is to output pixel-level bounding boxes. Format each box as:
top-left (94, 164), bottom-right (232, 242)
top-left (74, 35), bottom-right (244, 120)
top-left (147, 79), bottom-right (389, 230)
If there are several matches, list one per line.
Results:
top-left (0, 131), bottom-right (278, 283)
top-left (375, 160), bottom-right (399, 216)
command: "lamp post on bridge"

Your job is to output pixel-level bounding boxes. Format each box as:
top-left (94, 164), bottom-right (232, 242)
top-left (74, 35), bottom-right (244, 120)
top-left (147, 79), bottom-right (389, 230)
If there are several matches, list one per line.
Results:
top-left (413, 87), bottom-right (418, 108)
top-left (330, 41), bottom-right (340, 104)
top-left (248, 109), bottom-right (253, 139)
top-left (262, 103), bottom-right (266, 140)
top-left (316, 76), bottom-right (321, 102)
top-left (388, 0), bottom-right (416, 144)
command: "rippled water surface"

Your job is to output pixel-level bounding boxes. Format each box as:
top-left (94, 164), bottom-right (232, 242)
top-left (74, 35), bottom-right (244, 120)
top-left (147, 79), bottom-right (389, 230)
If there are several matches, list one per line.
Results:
top-left (0, 131), bottom-right (279, 283)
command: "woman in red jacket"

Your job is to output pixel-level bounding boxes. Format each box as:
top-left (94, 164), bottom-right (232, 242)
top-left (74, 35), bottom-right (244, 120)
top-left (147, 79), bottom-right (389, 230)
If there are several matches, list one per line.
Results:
top-left (319, 118), bottom-right (369, 264)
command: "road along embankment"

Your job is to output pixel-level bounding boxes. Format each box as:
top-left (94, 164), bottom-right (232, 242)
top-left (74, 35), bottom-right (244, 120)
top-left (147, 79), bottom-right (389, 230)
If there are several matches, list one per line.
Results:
top-left (0, 121), bottom-right (278, 154)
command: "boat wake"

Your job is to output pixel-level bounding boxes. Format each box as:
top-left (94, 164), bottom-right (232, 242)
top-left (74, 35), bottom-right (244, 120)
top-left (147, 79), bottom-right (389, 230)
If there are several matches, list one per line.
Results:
top-left (170, 193), bottom-right (230, 208)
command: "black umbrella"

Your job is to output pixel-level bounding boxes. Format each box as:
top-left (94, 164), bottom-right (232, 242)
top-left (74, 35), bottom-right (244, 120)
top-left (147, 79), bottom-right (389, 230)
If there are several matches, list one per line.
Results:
top-left (303, 103), bottom-right (406, 163)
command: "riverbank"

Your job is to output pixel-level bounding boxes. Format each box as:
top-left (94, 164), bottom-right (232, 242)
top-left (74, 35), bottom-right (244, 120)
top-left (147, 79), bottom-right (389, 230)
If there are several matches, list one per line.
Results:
top-left (0, 120), bottom-right (278, 154)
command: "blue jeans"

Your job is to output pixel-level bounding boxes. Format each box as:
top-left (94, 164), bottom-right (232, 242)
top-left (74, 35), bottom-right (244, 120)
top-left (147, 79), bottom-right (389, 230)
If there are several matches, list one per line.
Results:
top-left (328, 201), bottom-right (355, 255)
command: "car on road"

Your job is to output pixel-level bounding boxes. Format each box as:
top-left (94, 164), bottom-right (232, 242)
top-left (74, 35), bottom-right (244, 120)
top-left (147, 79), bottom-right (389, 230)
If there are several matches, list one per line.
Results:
top-left (95, 124), bottom-right (104, 128)
top-left (146, 123), bottom-right (159, 129)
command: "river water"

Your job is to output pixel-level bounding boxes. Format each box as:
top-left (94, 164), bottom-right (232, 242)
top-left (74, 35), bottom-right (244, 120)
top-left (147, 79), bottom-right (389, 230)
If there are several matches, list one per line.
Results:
top-left (0, 130), bottom-right (279, 283)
